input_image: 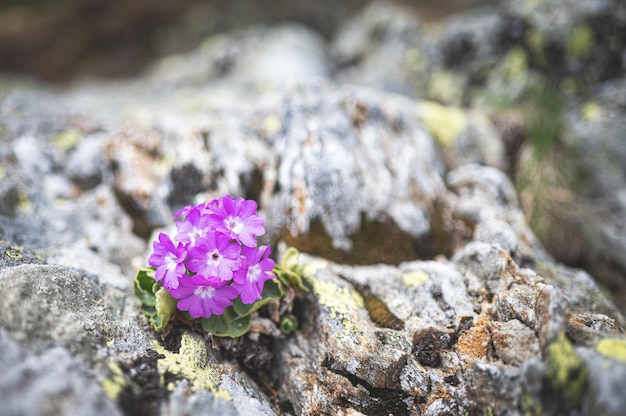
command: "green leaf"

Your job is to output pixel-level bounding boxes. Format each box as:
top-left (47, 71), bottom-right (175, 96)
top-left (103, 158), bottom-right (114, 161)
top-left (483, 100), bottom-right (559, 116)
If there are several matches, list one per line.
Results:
top-left (232, 279), bottom-right (284, 317)
top-left (280, 314), bottom-right (299, 335)
top-left (281, 247), bottom-right (300, 270)
top-left (273, 266), bottom-right (292, 287)
top-left (284, 268), bottom-right (307, 292)
top-left (141, 305), bottom-right (156, 316)
top-left (153, 287), bottom-right (178, 331)
top-left (134, 267), bottom-right (158, 307)
top-left (274, 247), bottom-right (308, 292)
top-left (200, 307), bottom-right (252, 337)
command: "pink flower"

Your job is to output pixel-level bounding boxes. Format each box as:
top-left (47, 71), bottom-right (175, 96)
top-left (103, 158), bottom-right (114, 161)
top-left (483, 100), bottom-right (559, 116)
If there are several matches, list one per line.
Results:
top-left (208, 195), bottom-right (265, 247)
top-left (173, 207), bottom-right (211, 246)
top-left (233, 245), bottom-right (275, 304)
top-left (173, 201), bottom-right (213, 219)
top-left (147, 195), bottom-right (277, 321)
top-left (186, 231), bottom-right (241, 281)
top-left (170, 276), bottom-right (239, 318)
top-left (148, 233), bottom-right (187, 290)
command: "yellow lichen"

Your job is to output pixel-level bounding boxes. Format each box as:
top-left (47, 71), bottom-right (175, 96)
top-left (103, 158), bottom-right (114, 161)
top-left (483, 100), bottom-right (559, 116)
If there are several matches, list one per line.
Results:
top-left (527, 0), bottom-right (545, 5)
top-left (17, 190), bottom-right (30, 212)
top-left (404, 49), bottom-right (426, 72)
top-left (581, 101), bottom-right (601, 122)
top-left (5, 249), bottom-right (22, 259)
top-left (427, 70), bottom-right (464, 105)
top-left (417, 100), bottom-right (468, 147)
top-left (568, 25), bottom-right (593, 59)
top-left (262, 114), bottom-right (282, 135)
top-left (502, 47), bottom-right (528, 79)
top-left (152, 333), bottom-right (232, 400)
top-left (545, 332), bottom-right (588, 404)
top-left (101, 362), bottom-right (126, 401)
top-left (302, 261), bottom-right (366, 332)
top-left (53, 129), bottom-right (82, 151)
top-left (308, 278), bottom-right (364, 319)
top-left (402, 269), bottom-right (429, 287)
top-left (596, 338), bottom-right (626, 363)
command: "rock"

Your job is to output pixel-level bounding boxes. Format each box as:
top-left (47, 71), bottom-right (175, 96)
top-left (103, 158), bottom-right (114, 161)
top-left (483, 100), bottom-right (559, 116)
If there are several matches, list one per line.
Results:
top-left (0, 6), bottom-right (625, 415)
top-left (490, 319), bottom-right (540, 366)
top-left (265, 82), bottom-right (445, 257)
top-left (0, 265), bottom-right (115, 359)
top-left (0, 263), bottom-right (276, 416)
top-left (0, 328), bottom-right (122, 416)
top-left (331, 1), bottom-right (426, 97)
top-left (272, 247), bottom-right (624, 415)
top-left (66, 133), bottom-right (106, 190)
top-left (578, 342), bottom-right (626, 415)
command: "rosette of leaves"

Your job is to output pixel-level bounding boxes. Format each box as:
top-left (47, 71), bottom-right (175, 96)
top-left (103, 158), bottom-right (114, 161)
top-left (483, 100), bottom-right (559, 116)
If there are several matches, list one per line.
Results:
top-left (133, 247), bottom-right (307, 337)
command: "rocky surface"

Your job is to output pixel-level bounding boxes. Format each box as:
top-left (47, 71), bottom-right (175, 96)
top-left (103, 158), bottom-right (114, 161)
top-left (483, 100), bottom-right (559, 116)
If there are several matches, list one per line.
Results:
top-left (1, 0), bottom-right (626, 415)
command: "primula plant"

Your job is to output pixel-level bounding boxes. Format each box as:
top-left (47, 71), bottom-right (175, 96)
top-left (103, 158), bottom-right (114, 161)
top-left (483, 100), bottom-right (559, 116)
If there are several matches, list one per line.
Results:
top-left (134, 195), bottom-right (306, 337)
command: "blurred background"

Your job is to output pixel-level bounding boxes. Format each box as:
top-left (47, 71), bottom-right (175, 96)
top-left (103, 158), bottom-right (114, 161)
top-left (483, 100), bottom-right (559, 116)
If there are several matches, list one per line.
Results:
top-left (0, 0), bottom-right (496, 82)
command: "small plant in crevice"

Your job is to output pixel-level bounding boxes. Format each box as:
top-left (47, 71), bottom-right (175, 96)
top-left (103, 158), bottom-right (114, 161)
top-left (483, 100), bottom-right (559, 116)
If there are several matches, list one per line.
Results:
top-left (134, 194), bottom-right (307, 338)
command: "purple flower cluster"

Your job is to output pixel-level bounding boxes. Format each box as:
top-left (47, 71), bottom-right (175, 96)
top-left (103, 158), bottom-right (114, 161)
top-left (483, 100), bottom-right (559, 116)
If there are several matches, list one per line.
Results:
top-left (148, 195), bottom-right (275, 319)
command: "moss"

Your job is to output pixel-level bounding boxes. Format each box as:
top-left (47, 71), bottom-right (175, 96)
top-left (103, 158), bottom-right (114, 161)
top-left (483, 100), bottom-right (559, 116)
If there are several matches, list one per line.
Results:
top-left (519, 393), bottom-right (544, 416)
top-left (567, 25), bottom-right (593, 59)
top-left (523, 84), bottom-right (564, 156)
top-left (152, 332), bottom-right (232, 400)
top-left (526, 29), bottom-right (545, 66)
top-left (402, 269), bottom-right (429, 287)
top-left (418, 100), bottom-right (468, 148)
top-left (596, 338), bottom-right (626, 363)
top-left (101, 362), bottom-right (127, 401)
top-left (545, 332), bottom-right (588, 405)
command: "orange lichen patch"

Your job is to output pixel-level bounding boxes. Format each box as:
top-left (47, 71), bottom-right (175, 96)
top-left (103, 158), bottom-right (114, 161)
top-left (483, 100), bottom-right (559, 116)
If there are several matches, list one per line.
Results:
top-left (456, 313), bottom-right (492, 360)
top-left (499, 249), bottom-right (520, 280)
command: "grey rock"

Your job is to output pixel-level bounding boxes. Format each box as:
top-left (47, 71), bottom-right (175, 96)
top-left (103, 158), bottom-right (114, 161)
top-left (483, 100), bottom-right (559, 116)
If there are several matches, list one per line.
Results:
top-left (0, 328), bottom-right (121, 416)
top-left (490, 319), bottom-right (540, 366)
top-left (578, 343), bottom-right (626, 415)
top-left (0, 235), bottom-right (46, 270)
top-left (265, 81), bottom-right (445, 256)
top-left (0, 179), bottom-right (20, 218)
top-left (0, 265), bottom-right (110, 360)
top-left (161, 371), bottom-right (277, 416)
top-left (331, 1), bottom-right (426, 96)
top-left (66, 134), bottom-right (106, 189)
top-left (560, 80), bottom-right (626, 307)
top-left (493, 283), bottom-right (539, 329)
